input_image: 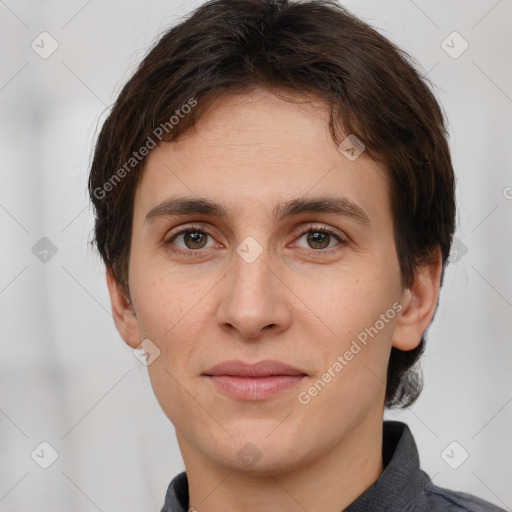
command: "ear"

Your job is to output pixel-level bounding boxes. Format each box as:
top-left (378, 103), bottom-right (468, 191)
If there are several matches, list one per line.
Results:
top-left (106, 268), bottom-right (141, 349)
top-left (392, 246), bottom-right (443, 351)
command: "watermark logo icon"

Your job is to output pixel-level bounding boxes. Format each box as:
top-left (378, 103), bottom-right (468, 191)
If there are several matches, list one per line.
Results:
top-left (338, 134), bottom-right (365, 161)
top-left (449, 237), bottom-right (468, 264)
top-left (31, 32), bottom-right (59, 59)
top-left (237, 442), bottom-right (263, 468)
top-left (441, 32), bottom-right (469, 59)
top-left (32, 237), bottom-right (58, 263)
top-left (236, 236), bottom-right (263, 264)
top-left (441, 441), bottom-right (469, 469)
top-left (31, 441), bottom-right (59, 469)
top-left (134, 338), bottom-right (161, 366)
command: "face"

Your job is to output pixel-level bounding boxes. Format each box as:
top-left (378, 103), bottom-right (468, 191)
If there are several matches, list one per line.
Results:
top-left (109, 87), bottom-right (431, 474)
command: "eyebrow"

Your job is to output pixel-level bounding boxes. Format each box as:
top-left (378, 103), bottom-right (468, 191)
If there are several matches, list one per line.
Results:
top-left (144, 195), bottom-right (371, 226)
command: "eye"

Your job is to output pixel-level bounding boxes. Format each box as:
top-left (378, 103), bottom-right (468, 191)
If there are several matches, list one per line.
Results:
top-left (294, 224), bottom-right (346, 252)
top-left (163, 223), bottom-right (346, 258)
top-left (164, 224), bottom-right (217, 253)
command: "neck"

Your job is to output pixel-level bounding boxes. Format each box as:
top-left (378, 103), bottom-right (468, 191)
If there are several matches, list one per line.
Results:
top-left (177, 411), bottom-right (384, 512)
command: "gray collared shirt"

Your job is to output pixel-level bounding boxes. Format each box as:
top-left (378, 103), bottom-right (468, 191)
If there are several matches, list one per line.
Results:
top-left (160, 420), bottom-right (506, 511)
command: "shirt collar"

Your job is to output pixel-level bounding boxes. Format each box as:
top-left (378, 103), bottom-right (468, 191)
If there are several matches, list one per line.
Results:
top-left (161, 420), bottom-right (427, 512)
top-left (344, 420), bottom-right (429, 511)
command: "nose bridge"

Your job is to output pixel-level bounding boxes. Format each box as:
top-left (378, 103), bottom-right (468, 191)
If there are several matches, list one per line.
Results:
top-left (216, 238), bottom-right (291, 338)
top-left (230, 231), bottom-right (273, 292)
top-left (230, 242), bottom-right (274, 308)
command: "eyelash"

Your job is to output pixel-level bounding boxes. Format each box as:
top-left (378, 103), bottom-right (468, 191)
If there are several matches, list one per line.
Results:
top-left (164, 223), bottom-right (347, 257)
top-left (294, 224), bottom-right (347, 254)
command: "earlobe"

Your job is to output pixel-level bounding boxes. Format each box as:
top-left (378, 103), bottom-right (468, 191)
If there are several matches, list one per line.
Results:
top-left (392, 247), bottom-right (443, 351)
top-left (105, 268), bottom-right (141, 349)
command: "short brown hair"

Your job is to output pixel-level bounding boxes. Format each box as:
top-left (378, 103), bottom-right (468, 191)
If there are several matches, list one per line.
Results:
top-left (88, 0), bottom-right (456, 408)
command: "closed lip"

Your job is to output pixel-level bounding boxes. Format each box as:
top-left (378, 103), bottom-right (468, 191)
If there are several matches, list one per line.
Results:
top-left (203, 359), bottom-right (307, 377)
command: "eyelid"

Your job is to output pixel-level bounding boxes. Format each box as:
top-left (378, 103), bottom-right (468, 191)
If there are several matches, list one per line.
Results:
top-left (294, 223), bottom-right (346, 240)
top-left (164, 222), bottom-right (216, 244)
top-left (163, 221), bottom-right (347, 254)
top-left (291, 223), bottom-right (348, 251)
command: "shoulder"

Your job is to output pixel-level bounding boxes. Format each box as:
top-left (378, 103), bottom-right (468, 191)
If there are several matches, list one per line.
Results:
top-left (422, 475), bottom-right (506, 512)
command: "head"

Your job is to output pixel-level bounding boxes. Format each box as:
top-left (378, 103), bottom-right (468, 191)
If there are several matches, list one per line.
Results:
top-left (89, 0), bottom-right (455, 473)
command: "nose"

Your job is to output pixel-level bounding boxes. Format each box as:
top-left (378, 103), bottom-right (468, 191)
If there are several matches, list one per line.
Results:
top-left (215, 249), bottom-right (292, 340)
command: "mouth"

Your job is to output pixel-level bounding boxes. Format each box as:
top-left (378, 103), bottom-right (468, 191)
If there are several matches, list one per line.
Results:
top-left (203, 359), bottom-right (308, 401)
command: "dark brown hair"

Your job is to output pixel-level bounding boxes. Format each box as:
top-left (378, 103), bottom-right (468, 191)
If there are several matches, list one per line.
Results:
top-left (88, 0), bottom-right (456, 408)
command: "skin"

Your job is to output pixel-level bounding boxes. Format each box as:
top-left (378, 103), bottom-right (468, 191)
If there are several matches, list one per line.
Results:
top-left (107, 87), bottom-right (442, 512)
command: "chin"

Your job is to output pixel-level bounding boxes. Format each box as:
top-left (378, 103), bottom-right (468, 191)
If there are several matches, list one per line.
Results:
top-left (218, 445), bottom-right (309, 476)
top-left (212, 425), bottom-right (318, 475)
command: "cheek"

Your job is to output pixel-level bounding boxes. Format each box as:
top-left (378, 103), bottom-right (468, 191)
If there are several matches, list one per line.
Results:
top-left (291, 264), bottom-right (398, 342)
top-left (137, 277), bottom-right (213, 430)
top-left (292, 271), bottom-right (399, 402)
top-left (296, 319), bottom-right (394, 434)
top-left (130, 265), bottom-right (213, 389)
top-left (131, 257), bottom-right (205, 338)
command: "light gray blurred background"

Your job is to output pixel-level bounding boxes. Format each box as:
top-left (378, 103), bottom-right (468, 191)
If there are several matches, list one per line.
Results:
top-left (0, 0), bottom-right (511, 510)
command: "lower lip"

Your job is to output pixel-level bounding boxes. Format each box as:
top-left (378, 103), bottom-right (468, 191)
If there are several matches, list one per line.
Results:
top-left (206, 375), bottom-right (306, 401)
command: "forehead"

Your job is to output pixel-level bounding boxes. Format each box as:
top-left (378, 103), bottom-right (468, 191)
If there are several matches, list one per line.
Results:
top-left (134, 88), bottom-right (390, 227)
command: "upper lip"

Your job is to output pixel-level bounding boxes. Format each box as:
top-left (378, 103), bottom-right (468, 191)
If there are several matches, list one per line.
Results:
top-left (203, 359), bottom-right (307, 377)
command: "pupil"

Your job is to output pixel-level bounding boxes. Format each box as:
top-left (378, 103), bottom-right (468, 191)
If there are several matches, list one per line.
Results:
top-left (186, 232), bottom-right (206, 248)
top-left (308, 232), bottom-right (329, 249)
top-left (183, 231), bottom-right (330, 250)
